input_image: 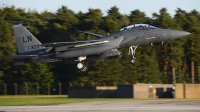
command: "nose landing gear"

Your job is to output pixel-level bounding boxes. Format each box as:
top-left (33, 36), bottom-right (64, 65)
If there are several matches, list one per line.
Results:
top-left (129, 45), bottom-right (138, 64)
top-left (76, 56), bottom-right (88, 72)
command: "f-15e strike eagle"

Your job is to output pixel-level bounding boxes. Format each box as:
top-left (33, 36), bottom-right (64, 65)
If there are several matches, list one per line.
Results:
top-left (7, 24), bottom-right (191, 72)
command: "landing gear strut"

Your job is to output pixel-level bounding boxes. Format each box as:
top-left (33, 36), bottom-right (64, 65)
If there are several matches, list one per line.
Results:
top-left (129, 45), bottom-right (138, 64)
top-left (76, 56), bottom-right (88, 72)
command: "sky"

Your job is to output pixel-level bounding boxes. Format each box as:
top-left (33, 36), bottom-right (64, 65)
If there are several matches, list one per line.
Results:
top-left (1, 0), bottom-right (200, 17)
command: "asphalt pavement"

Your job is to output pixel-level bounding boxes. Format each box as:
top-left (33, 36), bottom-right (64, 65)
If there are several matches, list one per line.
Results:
top-left (0, 99), bottom-right (200, 112)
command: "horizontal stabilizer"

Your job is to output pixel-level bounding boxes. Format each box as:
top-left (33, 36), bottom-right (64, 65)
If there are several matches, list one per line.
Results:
top-left (6, 55), bottom-right (37, 59)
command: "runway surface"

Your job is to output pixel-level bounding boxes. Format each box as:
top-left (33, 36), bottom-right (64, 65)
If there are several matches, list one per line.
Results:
top-left (0, 99), bottom-right (200, 112)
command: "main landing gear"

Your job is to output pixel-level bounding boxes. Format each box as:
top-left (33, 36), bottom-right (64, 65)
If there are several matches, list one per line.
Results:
top-left (77, 62), bottom-right (88, 72)
top-left (129, 45), bottom-right (138, 64)
top-left (76, 56), bottom-right (88, 72)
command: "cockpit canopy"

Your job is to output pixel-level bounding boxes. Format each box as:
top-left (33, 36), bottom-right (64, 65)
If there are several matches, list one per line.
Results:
top-left (120, 24), bottom-right (158, 31)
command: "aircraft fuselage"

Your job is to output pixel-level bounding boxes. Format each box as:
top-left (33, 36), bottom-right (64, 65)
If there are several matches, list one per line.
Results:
top-left (8, 24), bottom-right (191, 71)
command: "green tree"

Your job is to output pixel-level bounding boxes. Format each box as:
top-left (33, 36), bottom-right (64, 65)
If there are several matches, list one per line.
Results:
top-left (152, 8), bottom-right (185, 83)
top-left (129, 9), bottom-right (148, 24)
top-left (0, 7), bottom-right (17, 83)
top-left (1, 5), bottom-right (199, 89)
top-left (185, 10), bottom-right (200, 83)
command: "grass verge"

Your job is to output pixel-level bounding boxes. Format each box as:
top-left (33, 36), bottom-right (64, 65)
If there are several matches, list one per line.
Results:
top-left (0, 95), bottom-right (130, 106)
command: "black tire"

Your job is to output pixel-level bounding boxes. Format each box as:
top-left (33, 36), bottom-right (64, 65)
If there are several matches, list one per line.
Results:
top-left (80, 65), bottom-right (88, 72)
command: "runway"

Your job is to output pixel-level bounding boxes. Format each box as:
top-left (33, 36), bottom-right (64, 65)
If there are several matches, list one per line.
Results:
top-left (1, 99), bottom-right (200, 112)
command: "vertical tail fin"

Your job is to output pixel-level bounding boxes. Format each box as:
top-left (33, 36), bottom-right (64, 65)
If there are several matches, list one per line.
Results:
top-left (12, 24), bottom-right (44, 54)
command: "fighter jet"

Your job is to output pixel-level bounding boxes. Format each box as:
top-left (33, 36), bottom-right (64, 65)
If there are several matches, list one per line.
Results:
top-left (7, 24), bottom-right (190, 72)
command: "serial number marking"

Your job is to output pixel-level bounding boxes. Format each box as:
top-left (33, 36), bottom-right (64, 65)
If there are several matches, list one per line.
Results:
top-left (26, 45), bottom-right (40, 50)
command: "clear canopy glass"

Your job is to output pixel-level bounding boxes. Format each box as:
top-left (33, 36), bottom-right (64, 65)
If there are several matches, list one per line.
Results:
top-left (120, 24), bottom-right (158, 31)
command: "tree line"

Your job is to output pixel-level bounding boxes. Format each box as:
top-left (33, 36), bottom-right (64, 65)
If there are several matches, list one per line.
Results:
top-left (0, 5), bottom-right (200, 87)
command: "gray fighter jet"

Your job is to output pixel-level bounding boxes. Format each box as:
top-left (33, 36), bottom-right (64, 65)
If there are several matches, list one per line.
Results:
top-left (7, 24), bottom-right (190, 72)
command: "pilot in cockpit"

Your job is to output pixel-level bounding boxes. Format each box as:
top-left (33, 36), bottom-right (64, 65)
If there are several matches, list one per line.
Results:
top-left (124, 27), bottom-right (127, 31)
top-left (144, 25), bottom-right (146, 30)
top-left (139, 25), bottom-right (143, 30)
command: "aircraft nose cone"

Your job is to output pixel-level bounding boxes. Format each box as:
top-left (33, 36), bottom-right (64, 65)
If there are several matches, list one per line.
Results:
top-left (170, 30), bottom-right (191, 39)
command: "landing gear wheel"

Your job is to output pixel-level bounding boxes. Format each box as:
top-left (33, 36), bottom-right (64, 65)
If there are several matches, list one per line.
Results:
top-left (77, 62), bottom-right (88, 72)
top-left (77, 63), bottom-right (84, 69)
top-left (131, 59), bottom-right (135, 64)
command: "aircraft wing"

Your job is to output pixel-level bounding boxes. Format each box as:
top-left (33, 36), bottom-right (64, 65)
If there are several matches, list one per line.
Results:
top-left (6, 55), bottom-right (37, 59)
top-left (76, 30), bottom-right (103, 38)
top-left (41, 40), bottom-right (109, 47)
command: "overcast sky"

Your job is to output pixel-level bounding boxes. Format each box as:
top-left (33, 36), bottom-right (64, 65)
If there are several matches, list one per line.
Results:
top-left (1, 0), bottom-right (199, 17)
